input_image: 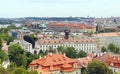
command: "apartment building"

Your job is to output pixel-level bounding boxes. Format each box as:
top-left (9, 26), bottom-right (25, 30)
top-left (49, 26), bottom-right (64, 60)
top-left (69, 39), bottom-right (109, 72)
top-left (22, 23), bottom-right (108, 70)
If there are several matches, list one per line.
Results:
top-left (92, 32), bottom-right (120, 49)
top-left (35, 37), bottom-right (98, 53)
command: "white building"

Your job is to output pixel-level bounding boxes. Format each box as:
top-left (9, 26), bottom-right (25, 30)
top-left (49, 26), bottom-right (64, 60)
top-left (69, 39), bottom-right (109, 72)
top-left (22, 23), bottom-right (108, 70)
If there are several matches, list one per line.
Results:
top-left (35, 37), bottom-right (98, 53)
top-left (10, 40), bottom-right (34, 53)
top-left (92, 32), bottom-right (120, 49)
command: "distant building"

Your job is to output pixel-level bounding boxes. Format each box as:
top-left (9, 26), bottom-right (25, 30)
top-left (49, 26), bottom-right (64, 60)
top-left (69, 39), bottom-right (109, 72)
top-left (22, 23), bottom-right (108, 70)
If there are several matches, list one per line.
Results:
top-left (48, 22), bottom-right (96, 33)
top-left (92, 32), bottom-right (120, 49)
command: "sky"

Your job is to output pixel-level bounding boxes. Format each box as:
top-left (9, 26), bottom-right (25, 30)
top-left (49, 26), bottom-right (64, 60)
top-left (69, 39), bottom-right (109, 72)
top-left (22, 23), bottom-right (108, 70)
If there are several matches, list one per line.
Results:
top-left (0, 0), bottom-right (120, 18)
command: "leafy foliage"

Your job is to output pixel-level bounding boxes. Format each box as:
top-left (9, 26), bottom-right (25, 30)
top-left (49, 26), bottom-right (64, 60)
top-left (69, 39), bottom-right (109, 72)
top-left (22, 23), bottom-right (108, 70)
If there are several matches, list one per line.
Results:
top-left (77, 50), bottom-right (87, 58)
top-left (108, 43), bottom-right (120, 54)
top-left (28, 69), bottom-right (38, 74)
top-left (11, 67), bottom-right (28, 74)
top-left (0, 67), bottom-right (10, 74)
top-left (29, 34), bottom-right (38, 42)
top-left (101, 46), bottom-right (107, 52)
top-left (86, 61), bottom-right (113, 74)
top-left (0, 33), bottom-right (15, 44)
top-left (8, 43), bottom-right (26, 66)
top-left (0, 50), bottom-right (8, 63)
top-left (65, 47), bottom-right (77, 58)
top-left (25, 52), bottom-right (39, 68)
top-left (57, 46), bottom-right (87, 58)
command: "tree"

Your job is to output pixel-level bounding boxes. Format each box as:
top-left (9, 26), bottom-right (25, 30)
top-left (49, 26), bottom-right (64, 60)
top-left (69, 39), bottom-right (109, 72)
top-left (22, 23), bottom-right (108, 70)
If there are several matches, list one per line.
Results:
top-left (29, 34), bottom-right (38, 42)
top-left (0, 67), bottom-right (10, 74)
top-left (65, 47), bottom-right (77, 58)
top-left (11, 67), bottom-right (28, 74)
top-left (101, 46), bottom-right (107, 52)
top-left (8, 43), bottom-right (27, 67)
top-left (77, 50), bottom-right (87, 58)
top-left (15, 54), bottom-right (27, 67)
top-left (0, 50), bottom-right (8, 63)
top-left (0, 33), bottom-right (15, 44)
top-left (57, 46), bottom-right (66, 53)
top-left (7, 62), bottom-right (17, 72)
top-left (113, 46), bottom-right (120, 54)
top-left (7, 24), bottom-right (17, 30)
top-left (86, 61), bottom-right (113, 74)
top-left (25, 52), bottom-right (39, 68)
top-left (28, 69), bottom-right (38, 74)
top-left (0, 38), bottom-right (2, 49)
top-left (108, 43), bottom-right (116, 52)
top-left (108, 43), bottom-right (120, 54)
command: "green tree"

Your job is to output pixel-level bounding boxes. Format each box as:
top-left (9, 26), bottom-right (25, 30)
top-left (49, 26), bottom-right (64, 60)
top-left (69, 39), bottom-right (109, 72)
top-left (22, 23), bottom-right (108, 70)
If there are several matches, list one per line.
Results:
top-left (0, 28), bottom-right (9, 33)
top-left (77, 50), bottom-right (87, 58)
top-left (114, 46), bottom-right (120, 54)
top-left (108, 43), bottom-right (116, 52)
top-left (7, 24), bottom-right (17, 30)
top-left (86, 61), bottom-right (113, 74)
top-left (25, 52), bottom-right (39, 68)
top-left (0, 50), bottom-right (8, 63)
top-left (11, 67), bottom-right (28, 74)
top-left (29, 34), bottom-right (38, 42)
top-left (0, 33), bottom-right (15, 44)
top-left (0, 38), bottom-right (2, 49)
top-left (101, 46), bottom-right (107, 52)
top-left (108, 43), bottom-right (120, 54)
top-left (65, 47), bottom-right (77, 58)
top-left (0, 67), bottom-right (10, 74)
top-left (8, 43), bottom-right (27, 67)
top-left (57, 46), bottom-right (66, 53)
top-left (7, 62), bottom-right (17, 72)
top-left (28, 69), bottom-right (38, 74)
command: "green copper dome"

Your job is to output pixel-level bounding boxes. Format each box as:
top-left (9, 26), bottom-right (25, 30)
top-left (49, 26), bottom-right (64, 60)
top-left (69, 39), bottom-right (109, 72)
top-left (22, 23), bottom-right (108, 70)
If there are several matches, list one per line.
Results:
top-left (39, 24), bottom-right (47, 29)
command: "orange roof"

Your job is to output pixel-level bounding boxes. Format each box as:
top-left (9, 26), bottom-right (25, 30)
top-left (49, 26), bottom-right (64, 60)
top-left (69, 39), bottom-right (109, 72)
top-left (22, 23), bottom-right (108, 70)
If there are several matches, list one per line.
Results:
top-left (62, 63), bottom-right (72, 68)
top-left (106, 56), bottom-right (120, 68)
top-left (50, 23), bottom-right (93, 29)
top-left (30, 54), bottom-right (77, 66)
top-left (29, 53), bottom-right (81, 73)
top-left (93, 32), bottom-right (120, 37)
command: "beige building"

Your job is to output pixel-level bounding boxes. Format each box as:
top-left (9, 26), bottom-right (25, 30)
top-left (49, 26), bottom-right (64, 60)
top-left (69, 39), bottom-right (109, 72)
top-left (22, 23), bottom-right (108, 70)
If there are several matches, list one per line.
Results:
top-left (35, 37), bottom-right (99, 53)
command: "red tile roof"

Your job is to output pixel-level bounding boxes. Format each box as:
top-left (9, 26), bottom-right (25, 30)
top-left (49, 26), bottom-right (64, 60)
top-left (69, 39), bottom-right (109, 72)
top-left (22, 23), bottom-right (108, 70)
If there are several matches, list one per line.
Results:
top-left (50, 23), bottom-right (93, 29)
top-left (29, 53), bottom-right (81, 73)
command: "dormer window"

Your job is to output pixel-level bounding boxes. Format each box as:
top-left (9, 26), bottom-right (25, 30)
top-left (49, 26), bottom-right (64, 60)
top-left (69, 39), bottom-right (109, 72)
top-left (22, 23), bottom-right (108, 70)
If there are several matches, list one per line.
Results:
top-left (43, 41), bottom-right (45, 44)
top-left (73, 63), bottom-right (77, 68)
top-left (50, 65), bottom-right (53, 70)
top-left (110, 63), bottom-right (114, 67)
top-left (48, 41), bottom-right (50, 43)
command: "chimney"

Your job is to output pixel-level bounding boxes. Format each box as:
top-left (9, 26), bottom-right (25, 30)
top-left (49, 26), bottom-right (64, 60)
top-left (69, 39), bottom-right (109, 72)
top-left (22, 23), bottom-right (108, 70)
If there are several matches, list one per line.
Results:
top-left (39, 56), bottom-right (41, 59)
top-left (50, 53), bottom-right (52, 56)
top-left (118, 57), bottom-right (120, 60)
top-left (113, 57), bottom-right (116, 60)
top-left (64, 53), bottom-right (66, 57)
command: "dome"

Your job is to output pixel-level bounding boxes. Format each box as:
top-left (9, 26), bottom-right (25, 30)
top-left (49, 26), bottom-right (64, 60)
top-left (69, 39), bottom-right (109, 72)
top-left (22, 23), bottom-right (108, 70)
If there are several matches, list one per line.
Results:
top-left (39, 24), bottom-right (47, 29)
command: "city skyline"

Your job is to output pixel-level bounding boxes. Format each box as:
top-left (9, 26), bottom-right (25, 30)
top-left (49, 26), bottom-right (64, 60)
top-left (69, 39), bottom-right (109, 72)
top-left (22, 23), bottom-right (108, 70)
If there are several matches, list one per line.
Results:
top-left (0, 0), bottom-right (120, 18)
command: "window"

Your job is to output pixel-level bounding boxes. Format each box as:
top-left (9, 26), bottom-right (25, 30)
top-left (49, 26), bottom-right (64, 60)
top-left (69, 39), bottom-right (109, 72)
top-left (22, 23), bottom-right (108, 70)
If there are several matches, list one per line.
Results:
top-left (76, 72), bottom-right (78, 74)
top-left (50, 65), bottom-right (53, 70)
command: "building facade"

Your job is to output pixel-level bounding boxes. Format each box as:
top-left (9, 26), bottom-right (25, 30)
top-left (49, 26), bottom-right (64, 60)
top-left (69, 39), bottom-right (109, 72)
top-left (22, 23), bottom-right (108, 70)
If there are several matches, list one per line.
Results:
top-left (10, 40), bottom-right (33, 53)
top-left (35, 37), bottom-right (98, 53)
top-left (92, 32), bottom-right (120, 49)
